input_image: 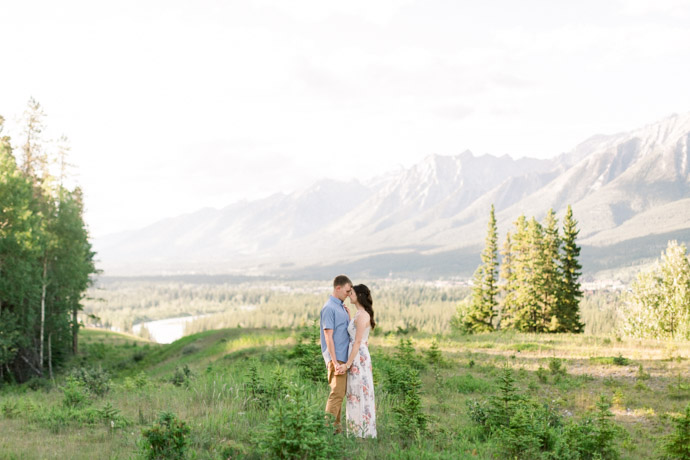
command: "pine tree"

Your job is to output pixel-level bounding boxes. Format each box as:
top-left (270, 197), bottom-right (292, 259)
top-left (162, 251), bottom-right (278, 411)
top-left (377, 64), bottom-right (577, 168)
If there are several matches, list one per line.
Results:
top-left (498, 230), bottom-right (513, 330)
top-left (541, 209), bottom-right (562, 331)
top-left (20, 97), bottom-right (48, 182)
top-left (560, 205), bottom-right (584, 333)
top-left (463, 205), bottom-right (499, 332)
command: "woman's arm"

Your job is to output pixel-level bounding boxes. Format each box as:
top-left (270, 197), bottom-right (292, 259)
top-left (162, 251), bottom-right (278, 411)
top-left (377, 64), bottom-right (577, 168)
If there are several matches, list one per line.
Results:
top-left (346, 312), bottom-right (369, 369)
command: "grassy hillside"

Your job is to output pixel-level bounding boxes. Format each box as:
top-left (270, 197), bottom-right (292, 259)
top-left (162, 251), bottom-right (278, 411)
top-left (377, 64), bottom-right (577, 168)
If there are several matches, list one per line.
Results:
top-left (1, 327), bottom-right (689, 459)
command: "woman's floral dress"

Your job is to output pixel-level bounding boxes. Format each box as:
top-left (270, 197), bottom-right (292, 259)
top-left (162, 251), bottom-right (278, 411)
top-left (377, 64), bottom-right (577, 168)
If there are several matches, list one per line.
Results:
top-left (346, 312), bottom-right (377, 438)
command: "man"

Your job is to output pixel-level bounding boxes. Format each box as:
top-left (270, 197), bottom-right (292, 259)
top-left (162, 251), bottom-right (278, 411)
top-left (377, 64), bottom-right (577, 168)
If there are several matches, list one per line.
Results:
top-left (320, 274), bottom-right (352, 431)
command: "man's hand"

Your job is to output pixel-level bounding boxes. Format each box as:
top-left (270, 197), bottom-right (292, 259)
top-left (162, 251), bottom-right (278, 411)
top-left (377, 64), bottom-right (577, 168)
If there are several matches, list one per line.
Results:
top-left (334, 362), bottom-right (346, 375)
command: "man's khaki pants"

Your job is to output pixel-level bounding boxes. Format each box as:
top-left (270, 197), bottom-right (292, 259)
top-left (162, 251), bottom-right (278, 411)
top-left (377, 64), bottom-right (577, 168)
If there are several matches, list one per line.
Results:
top-left (325, 360), bottom-right (347, 429)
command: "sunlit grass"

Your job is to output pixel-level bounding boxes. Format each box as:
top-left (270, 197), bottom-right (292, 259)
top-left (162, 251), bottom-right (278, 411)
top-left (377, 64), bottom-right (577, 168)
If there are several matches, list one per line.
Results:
top-left (1, 327), bottom-right (689, 459)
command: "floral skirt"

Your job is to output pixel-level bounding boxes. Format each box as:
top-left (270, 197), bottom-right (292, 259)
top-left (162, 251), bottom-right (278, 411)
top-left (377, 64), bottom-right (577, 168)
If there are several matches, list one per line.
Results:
top-left (345, 344), bottom-right (376, 438)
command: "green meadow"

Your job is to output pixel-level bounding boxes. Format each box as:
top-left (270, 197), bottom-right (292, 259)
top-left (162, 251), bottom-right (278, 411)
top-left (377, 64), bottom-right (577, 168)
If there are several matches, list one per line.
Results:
top-left (1, 327), bottom-right (689, 459)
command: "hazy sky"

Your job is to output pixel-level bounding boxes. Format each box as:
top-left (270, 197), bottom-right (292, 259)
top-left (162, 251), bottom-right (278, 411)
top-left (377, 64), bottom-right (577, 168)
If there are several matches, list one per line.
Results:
top-left (1, 0), bottom-right (690, 237)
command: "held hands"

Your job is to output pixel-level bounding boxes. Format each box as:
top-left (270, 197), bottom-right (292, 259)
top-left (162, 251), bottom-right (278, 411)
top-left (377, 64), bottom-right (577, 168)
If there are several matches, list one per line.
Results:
top-left (334, 362), bottom-right (349, 375)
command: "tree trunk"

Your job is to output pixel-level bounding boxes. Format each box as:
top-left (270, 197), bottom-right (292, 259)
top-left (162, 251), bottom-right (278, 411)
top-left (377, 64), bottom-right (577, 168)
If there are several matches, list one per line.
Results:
top-left (40, 257), bottom-right (47, 372)
top-left (48, 333), bottom-right (53, 381)
top-left (72, 306), bottom-right (79, 354)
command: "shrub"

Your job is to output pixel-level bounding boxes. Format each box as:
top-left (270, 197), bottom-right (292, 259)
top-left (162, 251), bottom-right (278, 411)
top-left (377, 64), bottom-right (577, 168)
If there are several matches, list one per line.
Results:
top-left (663, 403), bottom-right (690, 460)
top-left (536, 366), bottom-right (549, 384)
top-left (548, 358), bottom-right (567, 377)
top-left (98, 402), bottom-right (131, 429)
top-left (1, 399), bottom-right (19, 418)
top-left (246, 362), bottom-right (288, 408)
top-left (425, 338), bottom-right (444, 367)
top-left (140, 411), bottom-right (190, 460)
top-left (612, 354), bottom-right (630, 366)
top-left (169, 365), bottom-right (193, 387)
top-left (62, 377), bottom-right (90, 408)
top-left (557, 396), bottom-right (624, 460)
top-left (396, 338), bottom-right (426, 371)
top-left (181, 344), bottom-right (199, 355)
top-left (393, 368), bottom-right (428, 443)
top-left (636, 364), bottom-right (650, 380)
top-left (69, 366), bottom-right (111, 397)
top-left (257, 383), bottom-right (343, 459)
top-left (289, 322), bottom-right (325, 384)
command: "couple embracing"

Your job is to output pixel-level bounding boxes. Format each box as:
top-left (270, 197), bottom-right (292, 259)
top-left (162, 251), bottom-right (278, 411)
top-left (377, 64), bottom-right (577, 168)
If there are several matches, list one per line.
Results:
top-left (319, 275), bottom-right (377, 438)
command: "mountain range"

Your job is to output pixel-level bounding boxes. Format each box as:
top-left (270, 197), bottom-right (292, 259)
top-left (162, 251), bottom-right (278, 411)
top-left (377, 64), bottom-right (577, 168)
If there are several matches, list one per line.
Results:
top-left (95, 112), bottom-right (690, 280)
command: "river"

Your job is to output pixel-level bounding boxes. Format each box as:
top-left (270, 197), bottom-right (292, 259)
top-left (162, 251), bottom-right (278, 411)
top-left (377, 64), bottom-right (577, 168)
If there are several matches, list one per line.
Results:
top-left (132, 315), bottom-right (208, 344)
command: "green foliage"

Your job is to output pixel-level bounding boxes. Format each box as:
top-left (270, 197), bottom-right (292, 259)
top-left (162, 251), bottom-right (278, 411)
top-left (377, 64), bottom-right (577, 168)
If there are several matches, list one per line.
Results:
top-left (393, 368), bottom-right (428, 443)
top-left (457, 204), bottom-right (499, 332)
top-left (169, 365), bottom-right (193, 387)
top-left (289, 322), bottom-right (325, 383)
top-left (557, 396), bottom-right (624, 460)
top-left (500, 207), bottom-right (584, 334)
top-left (98, 402), bottom-right (131, 429)
top-left (69, 366), bottom-right (111, 396)
top-left (257, 383), bottom-right (343, 459)
top-left (612, 354), bottom-right (630, 366)
top-left (0, 103), bottom-right (97, 383)
top-left (558, 205), bottom-right (585, 333)
top-left (425, 338), bottom-right (444, 367)
top-left (140, 411), bottom-right (191, 460)
top-left (467, 369), bottom-right (622, 459)
top-left (548, 358), bottom-right (567, 377)
top-left (245, 361), bottom-right (288, 408)
top-left (61, 377), bottom-right (89, 409)
top-left (622, 240), bottom-right (690, 340)
top-left (663, 403), bottom-right (690, 460)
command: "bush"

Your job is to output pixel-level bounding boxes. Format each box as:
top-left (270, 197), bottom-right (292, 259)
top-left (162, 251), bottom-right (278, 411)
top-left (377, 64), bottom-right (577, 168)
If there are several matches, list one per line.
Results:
top-left (612, 354), bottom-right (630, 366)
top-left (548, 358), bottom-right (567, 377)
top-left (62, 377), bottom-right (90, 409)
top-left (69, 366), bottom-right (111, 397)
top-left (557, 396), bottom-right (624, 460)
top-left (246, 362), bottom-right (288, 408)
top-left (289, 322), bottom-right (325, 383)
top-left (536, 366), bottom-right (549, 384)
top-left (257, 383), bottom-right (343, 459)
top-left (396, 338), bottom-right (426, 371)
top-left (98, 402), bottom-right (131, 429)
top-left (425, 338), bottom-right (444, 367)
top-left (169, 365), bottom-right (193, 387)
top-left (140, 411), bottom-right (190, 460)
top-left (467, 368), bottom-right (623, 459)
top-left (393, 368), bottom-right (428, 443)
top-left (663, 403), bottom-right (690, 460)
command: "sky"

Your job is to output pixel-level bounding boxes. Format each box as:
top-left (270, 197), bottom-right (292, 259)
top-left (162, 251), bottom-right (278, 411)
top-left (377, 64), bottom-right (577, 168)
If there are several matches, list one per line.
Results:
top-left (1, 0), bottom-right (690, 237)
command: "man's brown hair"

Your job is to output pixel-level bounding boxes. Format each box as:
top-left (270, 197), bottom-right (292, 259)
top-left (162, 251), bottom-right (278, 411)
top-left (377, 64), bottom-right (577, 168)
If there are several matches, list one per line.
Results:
top-left (333, 275), bottom-right (352, 288)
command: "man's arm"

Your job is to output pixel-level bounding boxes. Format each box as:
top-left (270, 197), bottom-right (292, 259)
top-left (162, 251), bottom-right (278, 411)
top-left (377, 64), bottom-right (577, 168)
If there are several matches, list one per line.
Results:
top-left (323, 328), bottom-right (343, 374)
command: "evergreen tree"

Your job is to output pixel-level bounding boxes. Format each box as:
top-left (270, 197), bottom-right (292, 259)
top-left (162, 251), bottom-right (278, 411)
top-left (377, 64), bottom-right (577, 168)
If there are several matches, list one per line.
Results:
top-left (559, 205), bottom-right (584, 333)
top-left (462, 204), bottom-right (499, 332)
top-left (498, 230), bottom-right (513, 330)
top-left (20, 97), bottom-right (48, 182)
top-left (541, 209), bottom-right (562, 331)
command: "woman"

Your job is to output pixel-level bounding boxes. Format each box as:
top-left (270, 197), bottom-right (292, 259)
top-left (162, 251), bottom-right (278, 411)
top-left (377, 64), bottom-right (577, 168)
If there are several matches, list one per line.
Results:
top-left (344, 284), bottom-right (377, 438)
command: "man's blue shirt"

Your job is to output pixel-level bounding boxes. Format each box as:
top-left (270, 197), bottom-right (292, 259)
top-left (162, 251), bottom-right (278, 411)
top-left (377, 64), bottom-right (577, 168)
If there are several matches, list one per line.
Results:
top-left (320, 295), bottom-right (350, 363)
